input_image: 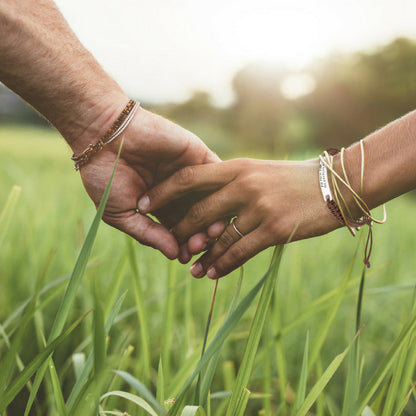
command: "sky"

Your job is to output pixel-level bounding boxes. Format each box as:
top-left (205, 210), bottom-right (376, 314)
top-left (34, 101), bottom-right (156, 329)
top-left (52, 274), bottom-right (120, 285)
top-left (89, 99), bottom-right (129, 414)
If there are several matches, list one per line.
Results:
top-left (55, 0), bottom-right (416, 106)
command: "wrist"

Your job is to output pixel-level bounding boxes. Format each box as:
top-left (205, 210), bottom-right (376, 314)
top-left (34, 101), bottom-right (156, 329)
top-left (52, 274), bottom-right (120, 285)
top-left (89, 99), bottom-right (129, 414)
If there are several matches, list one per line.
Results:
top-left (62, 90), bottom-right (129, 155)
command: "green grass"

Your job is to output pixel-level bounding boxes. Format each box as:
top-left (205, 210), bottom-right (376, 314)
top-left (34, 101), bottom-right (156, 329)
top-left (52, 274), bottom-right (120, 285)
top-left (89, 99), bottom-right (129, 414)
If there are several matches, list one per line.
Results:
top-left (0, 125), bottom-right (416, 415)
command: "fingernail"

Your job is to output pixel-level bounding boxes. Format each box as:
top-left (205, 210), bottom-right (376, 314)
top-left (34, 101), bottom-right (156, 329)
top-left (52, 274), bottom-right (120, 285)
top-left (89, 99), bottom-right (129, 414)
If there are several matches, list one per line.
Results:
top-left (190, 262), bottom-right (204, 278)
top-left (138, 195), bottom-right (150, 212)
top-left (178, 246), bottom-right (191, 264)
top-left (207, 266), bottom-right (218, 279)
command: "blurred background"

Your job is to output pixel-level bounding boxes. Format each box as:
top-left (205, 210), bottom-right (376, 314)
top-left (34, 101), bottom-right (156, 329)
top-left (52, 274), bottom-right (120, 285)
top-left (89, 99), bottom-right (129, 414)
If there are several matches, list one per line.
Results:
top-left (1, 0), bottom-right (416, 158)
top-left (2, 3), bottom-right (416, 414)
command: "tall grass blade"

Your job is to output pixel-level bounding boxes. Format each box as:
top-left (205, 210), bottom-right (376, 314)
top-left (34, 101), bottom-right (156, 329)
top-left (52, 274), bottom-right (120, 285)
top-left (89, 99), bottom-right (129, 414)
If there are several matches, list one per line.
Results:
top-left (127, 237), bottom-right (151, 382)
top-left (381, 337), bottom-right (410, 416)
top-left (181, 405), bottom-right (206, 416)
top-left (262, 322), bottom-right (272, 416)
top-left (49, 359), bottom-right (68, 416)
top-left (0, 252), bottom-right (48, 395)
top-left (169, 247), bottom-right (283, 416)
top-left (196, 279), bottom-right (219, 405)
top-left (115, 370), bottom-right (168, 416)
top-left (342, 264), bottom-right (367, 416)
top-left (34, 308), bottom-right (67, 416)
top-left (157, 357), bottom-right (165, 407)
top-left (103, 255), bottom-right (128, 318)
top-left (0, 323), bottom-right (32, 392)
top-left (390, 285), bottom-right (416, 412)
top-left (197, 269), bottom-right (244, 409)
top-left (341, 336), bottom-right (360, 416)
top-left (1, 271), bottom-right (73, 335)
top-left (0, 279), bottom-right (39, 394)
top-left (293, 332), bottom-right (310, 414)
top-left (279, 276), bottom-right (361, 338)
top-left (72, 353), bottom-right (86, 381)
top-left (69, 368), bottom-right (116, 416)
top-left (273, 304), bottom-right (288, 410)
top-left (294, 343), bottom-right (350, 416)
top-left (24, 143), bottom-right (123, 416)
top-left (162, 260), bottom-right (178, 380)
top-left (225, 246), bottom-right (283, 416)
top-left (0, 310), bottom-right (89, 412)
top-left (315, 357), bottom-right (325, 416)
top-left (309, 253), bottom-right (356, 369)
top-left (167, 318), bottom-right (225, 397)
top-left (354, 310), bottom-right (416, 414)
top-left (355, 264), bottom-right (366, 332)
top-left (0, 185), bottom-right (21, 248)
top-left (94, 283), bottom-right (106, 377)
top-left (231, 388), bottom-right (250, 416)
top-left (101, 391), bottom-right (159, 416)
top-left (66, 291), bottom-right (127, 410)
top-left (392, 381), bottom-right (416, 416)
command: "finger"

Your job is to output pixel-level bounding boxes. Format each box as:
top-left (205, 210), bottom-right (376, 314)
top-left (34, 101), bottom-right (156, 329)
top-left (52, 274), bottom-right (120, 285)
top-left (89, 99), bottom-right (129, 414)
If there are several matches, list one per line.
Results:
top-left (205, 228), bottom-right (272, 279)
top-left (207, 220), bottom-right (228, 239)
top-left (173, 187), bottom-right (242, 243)
top-left (186, 220), bottom-right (228, 255)
top-left (187, 232), bottom-right (209, 255)
top-left (104, 211), bottom-right (179, 259)
top-left (138, 162), bottom-right (236, 213)
top-left (189, 216), bottom-right (258, 278)
top-left (178, 243), bottom-right (192, 264)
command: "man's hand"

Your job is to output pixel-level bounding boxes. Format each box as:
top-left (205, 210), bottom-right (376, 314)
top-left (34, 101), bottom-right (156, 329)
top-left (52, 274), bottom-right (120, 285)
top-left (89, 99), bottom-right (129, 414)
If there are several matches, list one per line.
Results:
top-left (78, 105), bottom-right (222, 259)
top-left (0, 0), bottom-right (227, 259)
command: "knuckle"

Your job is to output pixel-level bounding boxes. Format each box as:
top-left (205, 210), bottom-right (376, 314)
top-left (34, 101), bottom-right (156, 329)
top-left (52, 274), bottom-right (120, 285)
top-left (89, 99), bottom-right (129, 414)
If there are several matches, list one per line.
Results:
top-left (177, 166), bottom-right (195, 187)
top-left (217, 228), bottom-right (235, 249)
top-left (256, 197), bottom-right (273, 214)
top-left (242, 172), bottom-right (262, 195)
top-left (236, 157), bottom-right (254, 166)
top-left (228, 244), bottom-right (246, 263)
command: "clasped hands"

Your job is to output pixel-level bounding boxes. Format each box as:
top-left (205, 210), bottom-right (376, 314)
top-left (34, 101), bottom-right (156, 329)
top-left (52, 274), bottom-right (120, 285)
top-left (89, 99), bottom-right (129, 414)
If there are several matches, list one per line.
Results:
top-left (79, 107), bottom-right (339, 280)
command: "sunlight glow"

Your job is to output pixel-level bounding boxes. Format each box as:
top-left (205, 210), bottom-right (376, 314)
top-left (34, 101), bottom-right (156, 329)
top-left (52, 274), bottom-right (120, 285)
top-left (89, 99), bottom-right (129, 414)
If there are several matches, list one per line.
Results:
top-left (281, 73), bottom-right (316, 100)
top-left (56, 0), bottom-right (416, 104)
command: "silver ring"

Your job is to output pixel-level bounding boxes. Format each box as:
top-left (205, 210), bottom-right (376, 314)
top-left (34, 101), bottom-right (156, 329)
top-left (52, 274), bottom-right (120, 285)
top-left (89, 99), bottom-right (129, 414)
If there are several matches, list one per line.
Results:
top-left (232, 218), bottom-right (244, 238)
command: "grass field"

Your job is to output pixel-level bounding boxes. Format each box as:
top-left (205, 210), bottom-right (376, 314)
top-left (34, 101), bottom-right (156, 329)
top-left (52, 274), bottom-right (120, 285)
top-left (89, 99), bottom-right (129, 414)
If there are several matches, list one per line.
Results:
top-left (0, 125), bottom-right (415, 416)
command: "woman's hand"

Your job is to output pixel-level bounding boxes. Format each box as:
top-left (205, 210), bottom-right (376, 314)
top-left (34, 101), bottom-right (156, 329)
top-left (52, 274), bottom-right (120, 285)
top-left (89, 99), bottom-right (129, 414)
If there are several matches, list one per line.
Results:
top-left (138, 158), bottom-right (341, 278)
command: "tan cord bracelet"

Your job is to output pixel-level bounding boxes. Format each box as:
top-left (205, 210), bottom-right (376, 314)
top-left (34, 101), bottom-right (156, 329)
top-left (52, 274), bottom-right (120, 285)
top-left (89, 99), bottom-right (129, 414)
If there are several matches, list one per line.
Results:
top-left (318, 141), bottom-right (386, 267)
top-left (71, 99), bottom-right (139, 171)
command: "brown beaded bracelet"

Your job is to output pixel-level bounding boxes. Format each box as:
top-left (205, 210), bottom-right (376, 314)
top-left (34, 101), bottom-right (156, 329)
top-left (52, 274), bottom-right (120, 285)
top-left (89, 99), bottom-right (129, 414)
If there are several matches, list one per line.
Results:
top-left (71, 99), bottom-right (139, 170)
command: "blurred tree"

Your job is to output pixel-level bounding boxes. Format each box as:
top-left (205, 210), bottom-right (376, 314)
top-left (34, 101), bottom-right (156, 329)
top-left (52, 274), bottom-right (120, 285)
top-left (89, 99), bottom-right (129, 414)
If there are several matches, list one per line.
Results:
top-left (299, 37), bottom-right (416, 149)
top-left (164, 90), bottom-right (219, 123)
top-left (225, 63), bottom-right (292, 156)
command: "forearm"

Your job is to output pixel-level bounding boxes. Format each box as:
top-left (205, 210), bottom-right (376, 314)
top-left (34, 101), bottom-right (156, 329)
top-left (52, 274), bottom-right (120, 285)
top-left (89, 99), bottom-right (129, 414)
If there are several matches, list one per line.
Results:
top-left (0, 0), bottom-right (127, 151)
top-left (335, 110), bottom-right (416, 214)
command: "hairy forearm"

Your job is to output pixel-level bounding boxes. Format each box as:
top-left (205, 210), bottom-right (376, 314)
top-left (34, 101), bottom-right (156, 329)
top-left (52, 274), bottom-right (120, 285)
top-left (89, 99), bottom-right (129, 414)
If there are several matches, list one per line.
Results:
top-left (0, 0), bottom-right (127, 151)
top-left (336, 110), bottom-right (416, 214)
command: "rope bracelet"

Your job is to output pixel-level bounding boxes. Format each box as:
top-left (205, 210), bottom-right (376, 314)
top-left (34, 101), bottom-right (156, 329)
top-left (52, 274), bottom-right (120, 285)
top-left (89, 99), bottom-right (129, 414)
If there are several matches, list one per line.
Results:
top-left (71, 99), bottom-right (139, 171)
top-left (318, 140), bottom-right (386, 267)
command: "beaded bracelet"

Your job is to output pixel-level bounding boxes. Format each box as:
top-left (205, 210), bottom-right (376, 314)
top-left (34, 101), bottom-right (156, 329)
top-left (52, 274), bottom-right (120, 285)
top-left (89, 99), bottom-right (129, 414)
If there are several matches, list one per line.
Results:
top-left (318, 141), bottom-right (386, 267)
top-left (71, 99), bottom-right (139, 170)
